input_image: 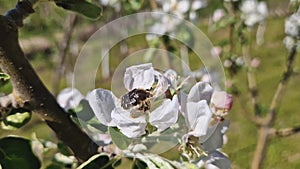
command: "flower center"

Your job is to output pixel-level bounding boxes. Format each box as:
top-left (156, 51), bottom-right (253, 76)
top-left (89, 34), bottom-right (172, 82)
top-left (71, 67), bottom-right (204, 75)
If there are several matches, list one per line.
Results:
top-left (121, 88), bottom-right (153, 112)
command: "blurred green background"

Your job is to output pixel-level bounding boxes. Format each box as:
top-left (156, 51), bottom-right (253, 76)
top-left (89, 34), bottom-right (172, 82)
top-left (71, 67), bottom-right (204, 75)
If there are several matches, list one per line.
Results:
top-left (1, 0), bottom-right (300, 168)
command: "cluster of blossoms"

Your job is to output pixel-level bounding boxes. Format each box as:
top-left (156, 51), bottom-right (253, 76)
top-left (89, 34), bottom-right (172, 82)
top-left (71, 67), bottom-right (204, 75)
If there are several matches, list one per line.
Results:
top-left (146, 0), bottom-right (206, 42)
top-left (57, 63), bottom-right (233, 168)
top-left (283, 6), bottom-right (300, 50)
top-left (154, 0), bottom-right (207, 20)
top-left (240, 0), bottom-right (268, 27)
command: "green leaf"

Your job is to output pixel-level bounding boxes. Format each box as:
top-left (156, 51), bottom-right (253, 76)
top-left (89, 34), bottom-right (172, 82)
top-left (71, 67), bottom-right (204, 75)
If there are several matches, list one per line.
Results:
top-left (77, 153), bottom-right (115, 169)
top-left (57, 143), bottom-right (73, 156)
top-left (0, 81), bottom-right (12, 94)
top-left (45, 163), bottom-right (64, 169)
top-left (112, 157), bottom-right (122, 168)
top-left (128, 0), bottom-right (144, 10)
top-left (86, 117), bottom-right (108, 133)
top-left (123, 0), bottom-right (144, 13)
top-left (0, 73), bottom-right (10, 86)
top-left (132, 158), bottom-right (148, 169)
top-left (1, 109), bottom-right (31, 130)
top-left (0, 137), bottom-right (41, 169)
top-left (209, 16), bottom-right (236, 32)
top-left (182, 162), bottom-right (198, 169)
top-left (55, 0), bottom-right (102, 19)
top-left (148, 155), bottom-right (174, 169)
top-left (74, 99), bottom-right (95, 121)
top-left (108, 127), bottom-right (131, 150)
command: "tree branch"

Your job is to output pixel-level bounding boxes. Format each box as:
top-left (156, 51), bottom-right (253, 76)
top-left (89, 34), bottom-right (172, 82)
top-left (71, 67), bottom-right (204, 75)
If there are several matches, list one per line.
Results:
top-left (235, 93), bottom-right (264, 126)
top-left (270, 125), bottom-right (300, 137)
top-left (251, 45), bottom-right (298, 169)
top-left (52, 14), bottom-right (78, 96)
top-left (0, 2), bottom-right (98, 162)
top-left (242, 43), bottom-right (260, 116)
top-left (265, 45), bottom-right (297, 124)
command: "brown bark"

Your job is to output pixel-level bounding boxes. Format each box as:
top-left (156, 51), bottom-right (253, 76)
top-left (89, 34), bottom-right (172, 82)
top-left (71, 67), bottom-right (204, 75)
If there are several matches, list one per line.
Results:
top-left (0, 15), bottom-right (98, 162)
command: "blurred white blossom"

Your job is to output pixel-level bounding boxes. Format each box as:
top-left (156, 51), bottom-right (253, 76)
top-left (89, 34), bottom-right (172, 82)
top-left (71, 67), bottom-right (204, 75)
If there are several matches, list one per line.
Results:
top-left (147, 0), bottom-right (207, 40)
top-left (99, 0), bottom-right (121, 12)
top-left (158, 0), bottom-right (206, 19)
top-left (240, 0), bottom-right (268, 27)
top-left (285, 7), bottom-right (300, 38)
top-left (57, 88), bottom-right (84, 110)
top-left (284, 7), bottom-right (300, 51)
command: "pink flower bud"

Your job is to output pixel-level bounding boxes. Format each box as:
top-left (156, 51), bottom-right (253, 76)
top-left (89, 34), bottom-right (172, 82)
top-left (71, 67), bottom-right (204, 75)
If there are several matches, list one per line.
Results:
top-left (211, 91), bottom-right (233, 111)
top-left (211, 46), bottom-right (222, 58)
top-left (251, 58), bottom-right (261, 68)
top-left (212, 9), bottom-right (226, 22)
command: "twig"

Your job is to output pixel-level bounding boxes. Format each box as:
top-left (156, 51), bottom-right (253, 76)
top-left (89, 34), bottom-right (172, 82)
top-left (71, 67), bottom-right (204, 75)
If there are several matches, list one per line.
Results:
top-left (52, 14), bottom-right (78, 96)
top-left (251, 45), bottom-right (298, 169)
top-left (149, 0), bottom-right (158, 10)
top-left (266, 45), bottom-right (297, 124)
top-left (242, 43), bottom-right (260, 116)
top-left (269, 126), bottom-right (300, 137)
top-left (235, 93), bottom-right (264, 125)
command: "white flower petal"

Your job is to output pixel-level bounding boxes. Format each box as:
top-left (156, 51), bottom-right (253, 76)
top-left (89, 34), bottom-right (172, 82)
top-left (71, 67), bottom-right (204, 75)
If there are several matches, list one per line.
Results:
top-left (257, 2), bottom-right (268, 17)
top-left (241, 0), bottom-right (257, 14)
top-left (111, 107), bottom-right (147, 138)
top-left (206, 164), bottom-right (220, 169)
top-left (187, 82), bottom-right (213, 103)
top-left (124, 63), bottom-right (155, 91)
top-left (150, 23), bottom-right (167, 35)
top-left (177, 0), bottom-right (190, 13)
top-left (149, 95), bottom-right (179, 132)
top-left (152, 71), bottom-right (169, 98)
top-left (179, 91), bottom-right (188, 116)
top-left (91, 133), bottom-right (112, 145)
top-left (87, 89), bottom-right (118, 126)
top-left (189, 11), bottom-right (197, 20)
top-left (285, 14), bottom-right (300, 37)
top-left (186, 100), bottom-right (212, 137)
top-left (100, 0), bottom-right (109, 6)
top-left (283, 36), bottom-right (296, 50)
top-left (164, 69), bottom-right (178, 89)
top-left (57, 88), bottom-right (84, 110)
top-left (162, 0), bottom-right (172, 12)
top-left (192, 0), bottom-right (206, 10)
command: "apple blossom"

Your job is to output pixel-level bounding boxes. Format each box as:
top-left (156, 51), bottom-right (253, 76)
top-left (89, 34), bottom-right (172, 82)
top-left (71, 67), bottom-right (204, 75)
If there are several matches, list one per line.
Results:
top-left (87, 63), bottom-right (179, 138)
top-left (178, 81), bottom-right (232, 162)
